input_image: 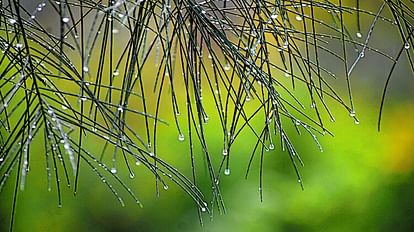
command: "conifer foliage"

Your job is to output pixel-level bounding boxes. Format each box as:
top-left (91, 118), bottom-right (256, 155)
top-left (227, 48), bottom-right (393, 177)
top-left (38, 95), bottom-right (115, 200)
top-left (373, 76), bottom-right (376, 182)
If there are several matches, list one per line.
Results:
top-left (0, 0), bottom-right (413, 230)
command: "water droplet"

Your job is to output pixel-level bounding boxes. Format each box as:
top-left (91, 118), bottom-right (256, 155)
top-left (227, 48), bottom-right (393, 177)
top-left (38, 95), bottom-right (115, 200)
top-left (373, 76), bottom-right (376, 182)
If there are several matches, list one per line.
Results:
top-left (223, 62), bottom-right (230, 71)
top-left (356, 32), bottom-right (362, 38)
top-left (404, 43), bottom-right (410, 49)
top-left (16, 43), bottom-right (23, 49)
top-left (110, 168), bottom-right (117, 174)
top-left (129, 173), bottom-right (135, 179)
top-left (201, 207), bottom-right (206, 212)
top-left (117, 106), bottom-right (124, 112)
top-left (224, 168), bottom-right (231, 176)
top-left (295, 15), bottom-right (303, 21)
top-left (80, 97), bottom-right (87, 102)
top-left (270, 14), bottom-right (278, 19)
top-left (354, 119), bottom-right (360, 125)
top-left (222, 149), bottom-right (228, 156)
top-left (135, 161), bottom-right (141, 166)
top-left (163, 185), bottom-right (169, 190)
top-left (83, 66), bottom-right (89, 72)
top-left (9, 19), bottom-right (16, 24)
top-left (269, 143), bottom-right (274, 150)
top-left (178, 133), bottom-right (185, 142)
top-left (284, 72), bottom-right (290, 78)
top-left (61, 105), bottom-right (68, 110)
top-left (62, 17), bottom-right (70, 23)
top-left (349, 111), bottom-right (356, 117)
top-left (113, 70), bottom-right (119, 76)
top-left (246, 95), bottom-right (251, 102)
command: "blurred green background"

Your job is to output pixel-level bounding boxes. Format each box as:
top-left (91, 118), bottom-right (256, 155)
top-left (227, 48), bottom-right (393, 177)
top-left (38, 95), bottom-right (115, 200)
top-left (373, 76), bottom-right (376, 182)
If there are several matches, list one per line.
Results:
top-left (1, 79), bottom-right (414, 232)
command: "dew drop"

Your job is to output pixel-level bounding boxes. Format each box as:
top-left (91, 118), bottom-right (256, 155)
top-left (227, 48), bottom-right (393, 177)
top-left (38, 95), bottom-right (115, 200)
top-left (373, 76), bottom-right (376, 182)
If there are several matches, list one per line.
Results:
top-left (135, 161), bottom-right (141, 166)
top-left (405, 43), bottom-right (410, 50)
top-left (349, 111), bottom-right (356, 117)
top-left (61, 105), bottom-right (68, 110)
top-left (9, 19), bottom-right (16, 24)
top-left (222, 149), bottom-right (228, 156)
top-left (62, 17), bottom-right (70, 23)
top-left (356, 32), bottom-right (362, 38)
top-left (178, 133), bottom-right (185, 142)
top-left (201, 207), bottom-right (206, 212)
top-left (223, 62), bottom-right (230, 71)
top-left (113, 69), bottom-right (119, 76)
top-left (270, 14), bottom-right (278, 19)
top-left (129, 173), bottom-right (135, 179)
top-left (295, 15), bottom-right (303, 21)
top-left (117, 106), bottom-right (124, 112)
top-left (224, 168), bottom-right (231, 176)
top-left (354, 119), bottom-right (360, 125)
top-left (83, 66), bottom-right (89, 72)
top-left (269, 143), bottom-right (274, 150)
top-left (163, 185), bottom-right (169, 190)
top-left (110, 168), bottom-right (117, 174)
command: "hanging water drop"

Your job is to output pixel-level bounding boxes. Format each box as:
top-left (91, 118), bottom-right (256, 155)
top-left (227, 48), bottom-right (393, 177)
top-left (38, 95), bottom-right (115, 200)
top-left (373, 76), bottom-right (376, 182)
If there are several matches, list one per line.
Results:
top-left (83, 66), bottom-right (89, 72)
top-left (224, 168), bottom-right (231, 176)
top-left (224, 62), bottom-right (230, 71)
top-left (163, 185), bottom-right (169, 190)
top-left (404, 43), bottom-right (410, 50)
top-left (295, 15), bottom-right (303, 21)
top-left (269, 143), bottom-right (274, 150)
top-left (178, 133), bottom-right (185, 142)
top-left (110, 168), bottom-right (117, 174)
top-left (349, 111), bottom-right (356, 117)
top-left (129, 173), bottom-right (135, 179)
top-left (222, 149), bottom-right (228, 156)
top-left (9, 19), bottom-right (16, 24)
top-left (356, 32), bottom-right (362, 38)
top-left (113, 69), bottom-right (119, 76)
top-left (270, 14), bottom-right (278, 19)
top-left (62, 17), bottom-right (70, 23)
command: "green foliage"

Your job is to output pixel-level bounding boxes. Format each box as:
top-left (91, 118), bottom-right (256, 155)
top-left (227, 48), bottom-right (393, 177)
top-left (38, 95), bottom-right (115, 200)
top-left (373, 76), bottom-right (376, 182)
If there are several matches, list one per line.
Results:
top-left (0, 0), bottom-right (413, 230)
